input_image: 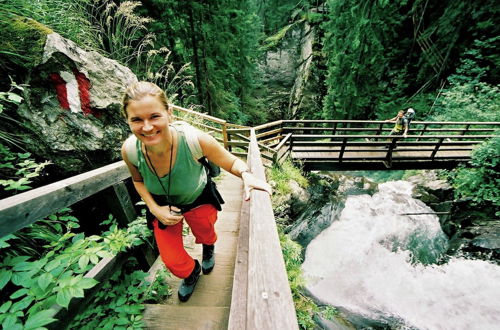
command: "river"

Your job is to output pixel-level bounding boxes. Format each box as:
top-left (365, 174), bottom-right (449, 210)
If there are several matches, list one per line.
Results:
top-left (302, 180), bottom-right (500, 329)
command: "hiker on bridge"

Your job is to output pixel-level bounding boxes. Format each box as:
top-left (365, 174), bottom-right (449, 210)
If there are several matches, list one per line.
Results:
top-left (386, 109), bottom-right (409, 138)
top-left (120, 81), bottom-right (271, 302)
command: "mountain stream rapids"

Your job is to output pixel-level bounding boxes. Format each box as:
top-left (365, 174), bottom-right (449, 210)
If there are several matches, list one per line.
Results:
top-left (302, 180), bottom-right (500, 329)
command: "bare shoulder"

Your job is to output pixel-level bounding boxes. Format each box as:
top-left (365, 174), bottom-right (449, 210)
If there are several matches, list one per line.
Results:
top-left (197, 131), bottom-right (219, 149)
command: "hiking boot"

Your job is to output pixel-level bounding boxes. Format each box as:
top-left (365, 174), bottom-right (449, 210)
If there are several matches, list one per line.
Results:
top-left (178, 260), bottom-right (201, 302)
top-left (202, 244), bottom-right (215, 275)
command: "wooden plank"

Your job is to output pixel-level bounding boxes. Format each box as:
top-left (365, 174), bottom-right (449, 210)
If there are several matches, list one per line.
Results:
top-left (282, 119), bottom-right (500, 125)
top-left (0, 161), bottom-right (130, 238)
top-left (144, 305), bottom-right (229, 330)
top-left (255, 128), bottom-right (282, 139)
top-left (291, 134), bottom-right (497, 140)
top-left (228, 196), bottom-right (250, 329)
top-left (170, 104), bottom-right (227, 124)
top-left (100, 181), bottom-right (137, 227)
top-left (245, 129), bottom-right (298, 329)
top-left (252, 120), bottom-right (283, 131)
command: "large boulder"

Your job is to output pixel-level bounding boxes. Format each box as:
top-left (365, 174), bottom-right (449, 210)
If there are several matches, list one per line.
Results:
top-left (1, 17), bottom-right (137, 176)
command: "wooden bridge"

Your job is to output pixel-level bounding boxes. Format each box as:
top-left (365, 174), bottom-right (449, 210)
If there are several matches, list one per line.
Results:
top-left (1, 104), bottom-right (498, 329)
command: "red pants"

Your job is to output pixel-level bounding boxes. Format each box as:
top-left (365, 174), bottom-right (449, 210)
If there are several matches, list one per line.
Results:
top-left (153, 204), bottom-right (218, 279)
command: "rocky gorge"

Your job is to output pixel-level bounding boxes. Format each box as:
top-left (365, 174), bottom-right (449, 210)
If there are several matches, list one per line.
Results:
top-left (282, 170), bottom-right (499, 264)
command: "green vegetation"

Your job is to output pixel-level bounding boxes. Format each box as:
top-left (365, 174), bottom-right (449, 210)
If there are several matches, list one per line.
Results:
top-left (449, 137), bottom-right (499, 215)
top-left (268, 160), bottom-right (338, 329)
top-left (0, 209), bottom-right (170, 329)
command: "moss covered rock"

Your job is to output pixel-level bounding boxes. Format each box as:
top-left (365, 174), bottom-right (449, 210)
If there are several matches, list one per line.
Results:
top-left (0, 14), bottom-right (53, 70)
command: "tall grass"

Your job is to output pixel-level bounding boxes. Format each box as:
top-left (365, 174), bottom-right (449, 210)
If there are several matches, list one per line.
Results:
top-left (2, 0), bottom-right (194, 106)
top-left (1, 0), bottom-right (100, 50)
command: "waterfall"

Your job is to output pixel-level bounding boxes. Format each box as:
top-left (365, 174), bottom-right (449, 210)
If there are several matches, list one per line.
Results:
top-left (302, 180), bottom-right (500, 330)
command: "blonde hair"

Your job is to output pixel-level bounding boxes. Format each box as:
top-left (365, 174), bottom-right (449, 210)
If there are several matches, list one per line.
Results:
top-left (121, 81), bottom-right (169, 118)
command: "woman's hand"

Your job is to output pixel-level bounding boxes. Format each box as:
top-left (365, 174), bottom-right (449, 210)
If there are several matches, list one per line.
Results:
top-left (242, 172), bottom-right (272, 201)
top-left (151, 205), bottom-right (184, 226)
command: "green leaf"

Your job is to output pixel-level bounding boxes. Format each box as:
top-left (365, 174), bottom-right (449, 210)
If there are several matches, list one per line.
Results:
top-left (13, 261), bottom-right (33, 272)
top-left (24, 309), bottom-right (57, 330)
top-left (10, 288), bottom-right (29, 299)
top-left (7, 93), bottom-right (22, 103)
top-left (37, 273), bottom-right (54, 291)
top-left (10, 295), bottom-right (34, 313)
top-left (0, 301), bottom-right (12, 313)
top-left (78, 255), bottom-right (90, 270)
top-left (44, 259), bottom-right (61, 272)
top-left (2, 314), bottom-right (19, 329)
top-left (77, 277), bottom-right (98, 290)
top-left (89, 254), bottom-right (99, 265)
top-left (0, 270), bottom-right (12, 290)
top-left (56, 287), bottom-right (73, 309)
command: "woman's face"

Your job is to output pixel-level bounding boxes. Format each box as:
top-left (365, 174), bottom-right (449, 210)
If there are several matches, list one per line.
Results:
top-left (126, 95), bottom-right (171, 146)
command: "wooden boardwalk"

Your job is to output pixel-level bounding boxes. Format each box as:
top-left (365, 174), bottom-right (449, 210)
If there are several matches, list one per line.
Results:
top-left (143, 171), bottom-right (243, 330)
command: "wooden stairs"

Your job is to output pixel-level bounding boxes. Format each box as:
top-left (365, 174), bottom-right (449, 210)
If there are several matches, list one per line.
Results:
top-left (142, 171), bottom-right (243, 329)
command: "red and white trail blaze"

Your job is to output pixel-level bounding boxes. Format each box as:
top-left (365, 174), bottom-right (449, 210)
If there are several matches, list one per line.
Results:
top-left (49, 69), bottom-right (94, 116)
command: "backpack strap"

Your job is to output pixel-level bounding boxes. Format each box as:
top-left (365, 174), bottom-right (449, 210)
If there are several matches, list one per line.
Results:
top-left (171, 121), bottom-right (204, 160)
top-left (124, 135), bottom-right (139, 167)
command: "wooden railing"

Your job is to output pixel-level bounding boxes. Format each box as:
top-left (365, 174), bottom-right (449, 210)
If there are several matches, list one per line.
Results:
top-left (223, 120), bottom-right (499, 168)
top-left (229, 129), bottom-right (298, 329)
top-left (0, 161), bottom-right (153, 328)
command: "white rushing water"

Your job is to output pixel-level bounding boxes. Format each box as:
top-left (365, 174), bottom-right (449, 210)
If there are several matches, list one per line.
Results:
top-left (302, 180), bottom-right (500, 330)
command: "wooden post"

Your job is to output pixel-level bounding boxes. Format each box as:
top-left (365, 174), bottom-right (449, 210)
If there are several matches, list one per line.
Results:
top-left (222, 122), bottom-right (229, 150)
top-left (339, 138), bottom-right (347, 163)
top-left (102, 181), bottom-right (137, 227)
top-left (416, 123), bottom-right (428, 142)
top-left (384, 137), bottom-right (398, 168)
top-left (460, 124), bottom-right (471, 136)
top-left (101, 181), bottom-right (157, 268)
top-left (430, 138), bottom-right (444, 160)
top-left (375, 123), bottom-right (384, 141)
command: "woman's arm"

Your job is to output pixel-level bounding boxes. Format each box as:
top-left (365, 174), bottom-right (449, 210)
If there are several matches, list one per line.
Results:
top-left (197, 132), bottom-right (272, 200)
top-left (121, 143), bottom-right (183, 225)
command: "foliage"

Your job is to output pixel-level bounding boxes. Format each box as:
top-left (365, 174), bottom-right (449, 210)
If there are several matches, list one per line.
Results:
top-left (0, 144), bottom-right (51, 197)
top-left (0, 79), bottom-right (26, 147)
top-left (268, 159), bottom-right (337, 329)
top-left (86, 0), bottom-right (154, 66)
top-left (427, 37), bottom-right (500, 122)
top-left (449, 137), bottom-right (499, 215)
top-left (0, 209), bottom-right (153, 329)
top-left (69, 260), bottom-right (172, 329)
top-left (143, 0), bottom-right (263, 124)
top-left (0, 0), bottom-right (100, 51)
top-left (268, 159), bottom-right (309, 196)
top-left (320, 0), bottom-right (499, 121)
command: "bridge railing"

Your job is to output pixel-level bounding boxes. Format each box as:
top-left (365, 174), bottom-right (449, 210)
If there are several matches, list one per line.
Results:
top-left (0, 162), bottom-right (154, 328)
top-left (224, 120), bottom-right (499, 167)
top-left (229, 128), bottom-right (298, 329)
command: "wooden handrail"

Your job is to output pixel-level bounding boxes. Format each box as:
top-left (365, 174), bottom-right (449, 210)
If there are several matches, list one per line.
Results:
top-left (252, 120), bottom-right (283, 131)
top-left (229, 129), bottom-right (298, 329)
top-left (281, 120), bottom-right (500, 125)
top-left (290, 134), bottom-right (497, 139)
top-left (169, 104), bottom-right (227, 125)
top-left (0, 161), bottom-right (130, 238)
top-left (273, 133), bottom-right (292, 151)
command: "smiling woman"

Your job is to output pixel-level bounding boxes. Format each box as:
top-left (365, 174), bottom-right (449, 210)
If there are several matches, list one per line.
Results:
top-left (120, 81), bottom-right (271, 302)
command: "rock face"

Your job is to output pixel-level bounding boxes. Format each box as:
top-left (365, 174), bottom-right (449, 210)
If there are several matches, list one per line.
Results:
top-left (286, 173), bottom-right (378, 250)
top-left (257, 28), bottom-right (301, 120)
top-left (407, 171), bottom-right (499, 264)
top-left (3, 17), bottom-right (137, 176)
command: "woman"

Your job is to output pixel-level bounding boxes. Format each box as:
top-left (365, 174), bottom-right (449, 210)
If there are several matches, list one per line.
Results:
top-left (121, 81), bottom-right (271, 302)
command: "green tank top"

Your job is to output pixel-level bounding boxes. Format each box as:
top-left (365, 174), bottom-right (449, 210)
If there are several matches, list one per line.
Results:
top-left (136, 126), bottom-right (207, 205)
